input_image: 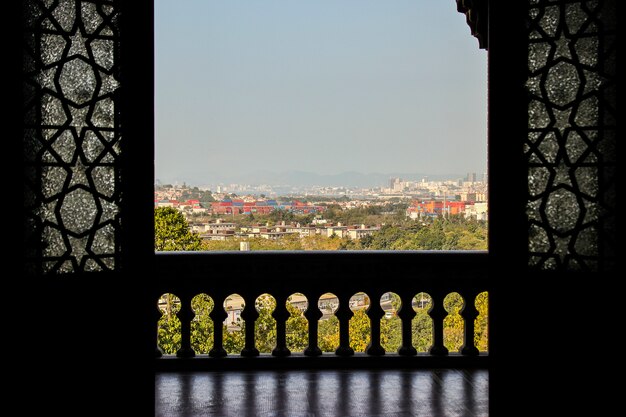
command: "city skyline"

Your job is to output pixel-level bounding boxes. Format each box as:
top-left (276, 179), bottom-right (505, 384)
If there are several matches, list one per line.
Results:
top-left (155, 0), bottom-right (487, 185)
top-left (155, 169), bottom-right (487, 191)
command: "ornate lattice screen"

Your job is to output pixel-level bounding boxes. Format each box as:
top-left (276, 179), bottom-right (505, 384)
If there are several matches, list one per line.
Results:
top-left (526, 0), bottom-right (616, 271)
top-left (23, 0), bottom-right (121, 274)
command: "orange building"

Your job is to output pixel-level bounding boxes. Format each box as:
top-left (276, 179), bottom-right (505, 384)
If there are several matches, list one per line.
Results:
top-left (406, 201), bottom-right (466, 217)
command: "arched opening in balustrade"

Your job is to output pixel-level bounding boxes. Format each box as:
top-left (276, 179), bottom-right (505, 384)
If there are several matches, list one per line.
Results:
top-left (190, 293), bottom-right (214, 354)
top-left (318, 292), bottom-right (339, 353)
top-left (443, 292), bottom-right (464, 352)
top-left (255, 293), bottom-right (277, 353)
top-left (412, 292), bottom-right (433, 352)
top-left (380, 292), bottom-right (402, 352)
top-left (286, 293), bottom-right (308, 353)
top-left (223, 293), bottom-right (245, 354)
top-left (349, 292), bottom-right (371, 352)
top-left (157, 293), bottom-right (181, 355)
top-left (474, 291), bottom-right (489, 352)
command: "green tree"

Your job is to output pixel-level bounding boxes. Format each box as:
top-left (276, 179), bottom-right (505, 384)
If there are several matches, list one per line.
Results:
top-left (155, 207), bottom-right (202, 251)
top-left (380, 293), bottom-right (402, 352)
top-left (412, 292), bottom-right (433, 352)
top-left (443, 292), bottom-right (465, 352)
top-left (201, 239), bottom-right (241, 251)
top-left (199, 190), bottom-right (216, 203)
top-left (223, 319), bottom-right (245, 354)
top-left (349, 309), bottom-right (371, 352)
top-left (300, 234), bottom-right (343, 250)
top-left (318, 316), bottom-right (339, 352)
top-left (255, 294), bottom-right (277, 353)
top-left (474, 291), bottom-right (489, 352)
top-left (412, 310), bottom-right (434, 352)
top-left (286, 296), bottom-right (309, 352)
top-left (157, 293), bottom-right (181, 354)
top-left (372, 225), bottom-right (409, 249)
top-left (380, 315), bottom-right (402, 352)
top-left (268, 209), bottom-right (295, 223)
top-left (191, 294), bottom-right (214, 354)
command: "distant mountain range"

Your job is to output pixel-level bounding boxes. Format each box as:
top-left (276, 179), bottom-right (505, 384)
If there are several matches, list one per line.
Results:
top-left (156, 170), bottom-right (469, 189)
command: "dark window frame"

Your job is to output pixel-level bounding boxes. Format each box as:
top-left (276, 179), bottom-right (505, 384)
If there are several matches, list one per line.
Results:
top-left (133, 0), bottom-right (504, 369)
top-left (126, 0), bottom-right (513, 361)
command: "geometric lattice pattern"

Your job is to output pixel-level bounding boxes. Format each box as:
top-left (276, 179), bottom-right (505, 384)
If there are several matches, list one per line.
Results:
top-left (526, 0), bottom-right (616, 271)
top-left (23, 0), bottom-right (121, 274)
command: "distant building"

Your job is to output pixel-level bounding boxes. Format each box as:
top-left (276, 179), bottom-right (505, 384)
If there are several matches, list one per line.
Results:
top-left (406, 201), bottom-right (467, 218)
top-left (204, 219), bottom-right (237, 234)
top-left (192, 218), bottom-right (236, 240)
top-left (387, 177), bottom-right (405, 192)
top-left (240, 224), bottom-right (270, 235)
top-left (459, 192), bottom-right (477, 202)
top-left (155, 199), bottom-right (175, 208)
top-left (347, 224), bottom-right (380, 240)
top-left (464, 202), bottom-right (488, 221)
top-left (178, 199), bottom-right (207, 214)
top-left (312, 216), bottom-right (328, 225)
top-left (259, 231), bottom-right (298, 240)
top-left (325, 224), bottom-right (348, 238)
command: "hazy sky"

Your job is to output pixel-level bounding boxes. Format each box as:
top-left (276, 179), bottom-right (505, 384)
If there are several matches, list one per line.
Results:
top-left (155, 0), bottom-right (487, 184)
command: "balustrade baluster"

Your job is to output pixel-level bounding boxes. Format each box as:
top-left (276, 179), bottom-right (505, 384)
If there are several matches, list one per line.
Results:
top-left (152, 254), bottom-right (489, 365)
top-left (335, 295), bottom-right (354, 356)
top-left (460, 290), bottom-right (480, 356)
top-left (241, 297), bottom-right (260, 357)
top-left (209, 296), bottom-right (227, 357)
top-left (176, 295), bottom-right (195, 358)
top-left (304, 293), bottom-right (322, 357)
top-left (397, 293), bottom-right (417, 356)
top-left (272, 294), bottom-right (290, 357)
top-left (429, 292), bottom-right (449, 356)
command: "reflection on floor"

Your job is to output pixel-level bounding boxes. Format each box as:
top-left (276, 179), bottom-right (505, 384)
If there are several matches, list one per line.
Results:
top-left (156, 369), bottom-right (488, 417)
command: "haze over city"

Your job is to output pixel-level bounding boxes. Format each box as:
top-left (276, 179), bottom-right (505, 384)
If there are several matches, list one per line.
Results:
top-left (155, 0), bottom-right (487, 187)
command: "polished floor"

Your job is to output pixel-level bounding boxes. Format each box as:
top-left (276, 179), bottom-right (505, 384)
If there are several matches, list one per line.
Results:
top-left (155, 369), bottom-right (488, 417)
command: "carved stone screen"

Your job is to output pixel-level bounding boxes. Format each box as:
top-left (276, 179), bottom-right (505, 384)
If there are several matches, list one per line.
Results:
top-left (526, 0), bottom-right (616, 271)
top-left (23, 0), bottom-right (121, 274)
